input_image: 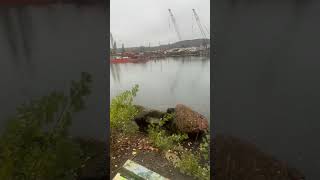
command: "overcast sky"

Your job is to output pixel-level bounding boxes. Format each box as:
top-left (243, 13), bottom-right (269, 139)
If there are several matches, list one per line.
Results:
top-left (111, 0), bottom-right (210, 48)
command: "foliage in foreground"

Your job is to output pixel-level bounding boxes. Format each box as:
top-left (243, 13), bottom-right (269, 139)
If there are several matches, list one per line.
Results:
top-left (177, 150), bottom-right (210, 180)
top-left (177, 135), bottom-right (210, 180)
top-left (0, 72), bottom-right (92, 180)
top-left (200, 134), bottom-right (210, 161)
top-left (148, 113), bottom-right (188, 151)
top-left (110, 84), bottom-right (139, 135)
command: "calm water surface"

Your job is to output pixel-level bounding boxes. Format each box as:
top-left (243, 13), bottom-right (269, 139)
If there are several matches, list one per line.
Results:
top-left (110, 56), bottom-right (210, 120)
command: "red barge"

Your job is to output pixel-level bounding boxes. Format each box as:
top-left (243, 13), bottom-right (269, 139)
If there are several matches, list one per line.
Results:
top-left (111, 54), bottom-right (148, 64)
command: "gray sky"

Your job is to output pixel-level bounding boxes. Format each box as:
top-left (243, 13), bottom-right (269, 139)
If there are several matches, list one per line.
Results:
top-left (111, 0), bottom-right (210, 48)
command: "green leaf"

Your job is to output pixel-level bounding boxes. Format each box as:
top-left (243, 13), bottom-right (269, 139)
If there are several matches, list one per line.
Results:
top-left (0, 72), bottom-right (92, 180)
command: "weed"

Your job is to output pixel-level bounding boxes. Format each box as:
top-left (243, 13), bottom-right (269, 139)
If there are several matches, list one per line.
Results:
top-left (148, 113), bottom-right (188, 151)
top-left (177, 150), bottom-right (210, 180)
top-left (200, 134), bottom-right (210, 161)
top-left (175, 133), bottom-right (210, 180)
top-left (110, 85), bottom-right (139, 135)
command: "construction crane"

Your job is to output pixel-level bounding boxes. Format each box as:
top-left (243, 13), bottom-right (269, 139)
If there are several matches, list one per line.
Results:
top-left (192, 9), bottom-right (208, 39)
top-left (168, 9), bottom-right (182, 41)
top-left (192, 9), bottom-right (209, 50)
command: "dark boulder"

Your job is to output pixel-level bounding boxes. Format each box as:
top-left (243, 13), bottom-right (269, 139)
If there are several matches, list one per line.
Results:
top-left (133, 105), bottom-right (165, 131)
top-left (166, 108), bottom-right (175, 114)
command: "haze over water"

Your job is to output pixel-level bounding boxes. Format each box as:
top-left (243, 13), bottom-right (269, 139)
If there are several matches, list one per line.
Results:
top-left (110, 57), bottom-right (210, 121)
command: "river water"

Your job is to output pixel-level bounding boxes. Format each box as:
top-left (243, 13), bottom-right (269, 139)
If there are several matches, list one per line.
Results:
top-left (110, 56), bottom-right (211, 120)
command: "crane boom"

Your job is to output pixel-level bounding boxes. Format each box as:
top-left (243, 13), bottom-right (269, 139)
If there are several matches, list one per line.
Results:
top-left (192, 9), bottom-right (208, 39)
top-left (168, 9), bottom-right (182, 41)
top-left (110, 33), bottom-right (114, 47)
top-left (110, 33), bottom-right (117, 54)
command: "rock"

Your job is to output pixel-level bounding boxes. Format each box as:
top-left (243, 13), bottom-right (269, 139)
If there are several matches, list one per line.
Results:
top-left (167, 108), bottom-right (175, 114)
top-left (134, 104), bottom-right (146, 111)
top-left (173, 104), bottom-right (209, 134)
top-left (147, 109), bottom-right (165, 118)
top-left (133, 105), bottom-right (166, 131)
top-left (146, 117), bottom-right (161, 125)
top-left (134, 105), bottom-right (165, 119)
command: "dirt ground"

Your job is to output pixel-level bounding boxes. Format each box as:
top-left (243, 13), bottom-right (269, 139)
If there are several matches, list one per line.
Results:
top-left (134, 151), bottom-right (194, 180)
top-left (110, 132), bottom-right (196, 179)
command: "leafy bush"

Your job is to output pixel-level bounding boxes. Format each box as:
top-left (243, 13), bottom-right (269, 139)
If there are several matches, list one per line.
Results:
top-left (148, 113), bottom-right (188, 151)
top-left (175, 134), bottom-right (210, 180)
top-left (177, 151), bottom-right (210, 180)
top-left (148, 127), bottom-right (188, 151)
top-left (200, 134), bottom-right (210, 161)
top-left (110, 85), bottom-right (139, 134)
top-left (159, 113), bottom-right (174, 126)
top-left (0, 72), bottom-right (92, 180)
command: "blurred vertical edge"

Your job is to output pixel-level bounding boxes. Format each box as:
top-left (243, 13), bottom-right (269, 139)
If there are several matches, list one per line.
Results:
top-left (105, 0), bottom-right (110, 178)
top-left (210, 0), bottom-right (215, 179)
top-left (0, 0), bottom-right (104, 6)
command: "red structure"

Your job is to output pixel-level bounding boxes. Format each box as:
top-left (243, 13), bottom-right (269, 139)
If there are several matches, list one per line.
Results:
top-left (110, 55), bottom-right (148, 64)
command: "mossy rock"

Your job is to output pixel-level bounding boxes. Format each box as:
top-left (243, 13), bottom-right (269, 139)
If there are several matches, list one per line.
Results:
top-left (133, 105), bottom-right (166, 131)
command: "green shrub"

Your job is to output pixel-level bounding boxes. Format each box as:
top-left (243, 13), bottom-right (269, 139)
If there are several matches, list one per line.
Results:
top-left (177, 151), bottom-right (210, 180)
top-left (175, 134), bottom-right (210, 180)
top-left (200, 134), bottom-right (210, 161)
top-left (159, 113), bottom-right (174, 126)
top-left (148, 127), bottom-right (188, 151)
top-left (148, 113), bottom-right (188, 151)
top-left (110, 85), bottom-right (139, 134)
top-left (0, 72), bottom-right (92, 180)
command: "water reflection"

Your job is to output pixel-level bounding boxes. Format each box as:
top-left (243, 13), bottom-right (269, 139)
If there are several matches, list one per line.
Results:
top-left (110, 63), bottom-right (121, 83)
top-left (110, 57), bottom-right (210, 120)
